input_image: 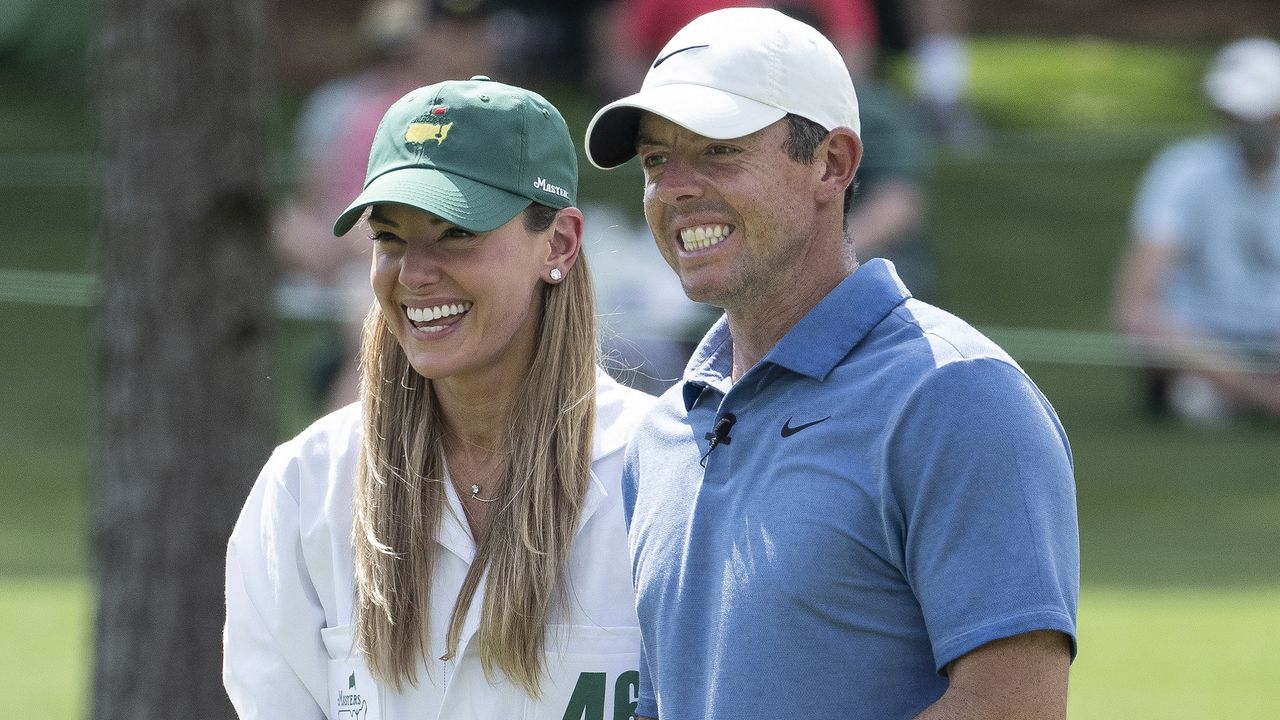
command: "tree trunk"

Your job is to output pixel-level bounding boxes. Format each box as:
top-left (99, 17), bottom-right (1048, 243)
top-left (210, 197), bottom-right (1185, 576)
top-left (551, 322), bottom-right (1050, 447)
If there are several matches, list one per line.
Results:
top-left (93, 0), bottom-right (273, 716)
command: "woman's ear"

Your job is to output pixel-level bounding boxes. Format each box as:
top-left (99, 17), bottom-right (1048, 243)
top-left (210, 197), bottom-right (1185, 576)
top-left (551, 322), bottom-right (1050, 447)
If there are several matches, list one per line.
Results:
top-left (544, 207), bottom-right (584, 282)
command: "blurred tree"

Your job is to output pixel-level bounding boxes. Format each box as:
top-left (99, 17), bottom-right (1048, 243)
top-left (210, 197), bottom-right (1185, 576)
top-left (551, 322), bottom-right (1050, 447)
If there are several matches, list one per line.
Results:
top-left (93, 0), bottom-right (275, 716)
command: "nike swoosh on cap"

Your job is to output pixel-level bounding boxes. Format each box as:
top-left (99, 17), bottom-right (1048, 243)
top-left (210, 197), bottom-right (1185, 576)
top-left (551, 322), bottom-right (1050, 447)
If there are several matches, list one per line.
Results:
top-left (652, 44), bottom-right (710, 68)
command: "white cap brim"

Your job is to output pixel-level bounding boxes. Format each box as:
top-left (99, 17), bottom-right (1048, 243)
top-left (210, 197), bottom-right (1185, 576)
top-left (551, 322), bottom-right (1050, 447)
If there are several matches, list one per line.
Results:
top-left (585, 83), bottom-right (787, 169)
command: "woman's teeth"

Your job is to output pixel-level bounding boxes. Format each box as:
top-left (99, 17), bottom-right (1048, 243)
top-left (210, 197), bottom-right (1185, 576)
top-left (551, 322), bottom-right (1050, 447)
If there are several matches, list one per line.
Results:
top-left (406, 302), bottom-right (471, 324)
top-left (680, 224), bottom-right (731, 251)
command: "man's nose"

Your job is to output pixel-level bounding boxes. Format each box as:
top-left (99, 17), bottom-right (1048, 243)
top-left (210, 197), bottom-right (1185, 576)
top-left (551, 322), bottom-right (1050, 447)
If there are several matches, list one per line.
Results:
top-left (651, 158), bottom-right (704, 206)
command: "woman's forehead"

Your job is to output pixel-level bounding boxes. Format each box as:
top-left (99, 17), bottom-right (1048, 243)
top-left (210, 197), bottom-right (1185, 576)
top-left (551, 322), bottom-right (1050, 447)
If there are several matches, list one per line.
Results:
top-left (367, 203), bottom-right (450, 228)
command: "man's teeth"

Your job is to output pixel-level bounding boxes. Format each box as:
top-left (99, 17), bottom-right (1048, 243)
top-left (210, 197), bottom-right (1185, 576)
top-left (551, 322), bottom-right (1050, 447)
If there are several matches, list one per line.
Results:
top-left (680, 224), bottom-right (731, 251)
top-left (406, 302), bottom-right (471, 323)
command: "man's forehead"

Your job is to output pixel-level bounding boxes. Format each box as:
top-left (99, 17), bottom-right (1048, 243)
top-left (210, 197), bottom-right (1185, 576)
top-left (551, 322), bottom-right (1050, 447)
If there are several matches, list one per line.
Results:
top-left (635, 111), bottom-right (777, 146)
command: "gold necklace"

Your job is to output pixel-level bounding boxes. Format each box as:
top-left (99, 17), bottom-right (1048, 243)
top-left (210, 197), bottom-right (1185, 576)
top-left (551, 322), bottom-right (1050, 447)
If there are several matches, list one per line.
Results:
top-left (444, 429), bottom-right (507, 505)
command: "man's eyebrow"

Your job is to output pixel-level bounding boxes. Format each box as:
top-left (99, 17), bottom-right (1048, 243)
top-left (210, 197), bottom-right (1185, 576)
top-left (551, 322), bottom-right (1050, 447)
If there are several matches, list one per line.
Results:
top-left (635, 133), bottom-right (665, 148)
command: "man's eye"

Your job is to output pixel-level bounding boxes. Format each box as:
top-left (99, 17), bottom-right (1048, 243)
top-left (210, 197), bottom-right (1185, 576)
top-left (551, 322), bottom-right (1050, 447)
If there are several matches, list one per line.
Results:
top-left (641, 154), bottom-right (666, 168)
top-left (707, 145), bottom-right (736, 155)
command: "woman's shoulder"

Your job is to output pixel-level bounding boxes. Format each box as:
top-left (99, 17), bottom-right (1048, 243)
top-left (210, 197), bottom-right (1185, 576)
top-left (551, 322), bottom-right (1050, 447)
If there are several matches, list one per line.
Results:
top-left (593, 369), bottom-right (659, 457)
top-left (595, 369), bottom-right (658, 415)
top-left (264, 402), bottom-right (363, 480)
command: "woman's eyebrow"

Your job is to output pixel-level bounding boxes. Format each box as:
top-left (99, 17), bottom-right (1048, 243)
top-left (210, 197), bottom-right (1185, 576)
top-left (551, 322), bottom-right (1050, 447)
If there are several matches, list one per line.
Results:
top-left (366, 210), bottom-right (400, 227)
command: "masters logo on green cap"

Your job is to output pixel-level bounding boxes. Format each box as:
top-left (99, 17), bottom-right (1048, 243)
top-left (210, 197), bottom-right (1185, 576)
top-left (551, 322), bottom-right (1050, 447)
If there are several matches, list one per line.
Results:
top-left (404, 105), bottom-right (453, 147)
top-left (333, 76), bottom-right (578, 237)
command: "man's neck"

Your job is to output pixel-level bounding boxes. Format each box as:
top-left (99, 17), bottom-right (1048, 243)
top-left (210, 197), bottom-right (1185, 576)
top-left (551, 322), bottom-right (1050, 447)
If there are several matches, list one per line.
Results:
top-left (725, 260), bottom-right (858, 382)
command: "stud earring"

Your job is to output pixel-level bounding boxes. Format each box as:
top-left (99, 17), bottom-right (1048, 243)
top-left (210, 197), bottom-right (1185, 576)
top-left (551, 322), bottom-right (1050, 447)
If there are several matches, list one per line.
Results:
top-left (549, 268), bottom-right (563, 281)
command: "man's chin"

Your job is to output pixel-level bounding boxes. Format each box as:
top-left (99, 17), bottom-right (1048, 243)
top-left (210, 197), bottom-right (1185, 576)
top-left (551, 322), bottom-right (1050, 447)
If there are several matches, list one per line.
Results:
top-left (678, 278), bottom-right (732, 309)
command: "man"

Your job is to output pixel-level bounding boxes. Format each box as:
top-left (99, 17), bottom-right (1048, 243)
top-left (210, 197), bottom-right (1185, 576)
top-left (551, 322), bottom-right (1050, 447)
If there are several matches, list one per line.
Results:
top-left (1112, 37), bottom-right (1280, 424)
top-left (584, 8), bottom-right (1079, 719)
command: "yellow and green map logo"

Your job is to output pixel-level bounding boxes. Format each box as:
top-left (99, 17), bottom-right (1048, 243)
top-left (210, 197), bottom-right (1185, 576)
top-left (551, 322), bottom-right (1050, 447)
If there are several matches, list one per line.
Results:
top-left (405, 105), bottom-right (452, 148)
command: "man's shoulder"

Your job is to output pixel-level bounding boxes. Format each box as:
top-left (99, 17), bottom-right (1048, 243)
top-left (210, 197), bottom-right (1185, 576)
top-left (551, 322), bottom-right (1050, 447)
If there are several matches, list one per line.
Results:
top-left (866, 298), bottom-right (1019, 372)
top-left (828, 301), bottom-right (1039, 427)
top-left (641, 380), bottom-right (692, 426)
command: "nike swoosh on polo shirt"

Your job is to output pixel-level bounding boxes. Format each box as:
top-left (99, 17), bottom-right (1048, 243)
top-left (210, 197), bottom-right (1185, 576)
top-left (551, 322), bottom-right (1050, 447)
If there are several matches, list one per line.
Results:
top-left (780, 416), bottom-right (831, 437)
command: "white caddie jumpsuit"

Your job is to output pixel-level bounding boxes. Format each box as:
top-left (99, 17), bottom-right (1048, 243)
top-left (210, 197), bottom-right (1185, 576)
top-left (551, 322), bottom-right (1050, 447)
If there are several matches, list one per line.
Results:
top-left (223, 370), bottom-right (654, 720)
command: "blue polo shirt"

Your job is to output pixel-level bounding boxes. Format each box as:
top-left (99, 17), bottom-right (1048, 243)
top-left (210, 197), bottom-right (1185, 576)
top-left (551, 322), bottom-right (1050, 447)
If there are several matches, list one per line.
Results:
top-left (622, 259), bottom-right (1078, 720)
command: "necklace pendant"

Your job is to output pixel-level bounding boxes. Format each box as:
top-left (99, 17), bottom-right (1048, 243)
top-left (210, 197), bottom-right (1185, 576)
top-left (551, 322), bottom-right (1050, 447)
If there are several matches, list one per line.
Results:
top-left (470, 483), bottom-right (498, 503)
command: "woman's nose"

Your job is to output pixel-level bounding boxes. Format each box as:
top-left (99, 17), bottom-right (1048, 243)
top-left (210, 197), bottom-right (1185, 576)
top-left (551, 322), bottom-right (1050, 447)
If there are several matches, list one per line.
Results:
top-left (398, 241), bottom-right (443, 289)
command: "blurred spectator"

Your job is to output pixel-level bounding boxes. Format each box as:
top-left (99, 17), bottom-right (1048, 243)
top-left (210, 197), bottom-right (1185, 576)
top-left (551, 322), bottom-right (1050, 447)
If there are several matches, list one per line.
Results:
top-left (590, 0), bottom-right (878, 100)
top-left (874, 0), bottom-right (986, 149)
top-left (1112, 38), bottom-right (1280, 424)
top-left (849, 77), bottom-right (935, 302)
top-left (762, 5), bottom-right (934, 301)
top-left (274, 0), bottom-right (499, 410)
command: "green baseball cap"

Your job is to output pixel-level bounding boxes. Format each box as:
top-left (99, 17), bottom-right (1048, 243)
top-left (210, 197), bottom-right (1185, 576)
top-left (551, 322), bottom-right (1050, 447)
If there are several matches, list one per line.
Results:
top-left (333, 76), bottom-right (578, 236)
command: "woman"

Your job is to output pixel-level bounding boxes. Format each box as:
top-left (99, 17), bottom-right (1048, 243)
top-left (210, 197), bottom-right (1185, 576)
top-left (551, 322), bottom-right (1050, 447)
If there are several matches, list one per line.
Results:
top-left (224, 77), bottom-right (654, 719)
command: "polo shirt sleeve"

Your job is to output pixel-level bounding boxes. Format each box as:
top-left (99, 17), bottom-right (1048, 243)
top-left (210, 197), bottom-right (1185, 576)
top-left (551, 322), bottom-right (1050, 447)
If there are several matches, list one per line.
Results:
top-left (621, 439), bottom-right (641, 533)
top-left (886, 357), bottom-right (1079, 672)
top-left (634, 641), bottom-right (659, 718)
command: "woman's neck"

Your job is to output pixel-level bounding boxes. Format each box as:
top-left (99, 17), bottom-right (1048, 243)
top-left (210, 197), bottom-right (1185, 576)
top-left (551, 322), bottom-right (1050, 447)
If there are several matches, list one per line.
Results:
top-left (433, 376), bottom-right (519, 451)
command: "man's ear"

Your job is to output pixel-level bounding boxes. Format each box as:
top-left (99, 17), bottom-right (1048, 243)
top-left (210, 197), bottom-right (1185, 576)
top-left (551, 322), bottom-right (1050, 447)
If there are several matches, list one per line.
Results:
top-left (815, 128), bottom-right (861, 205)
top-left (544, 206), bottom-right (584, 281)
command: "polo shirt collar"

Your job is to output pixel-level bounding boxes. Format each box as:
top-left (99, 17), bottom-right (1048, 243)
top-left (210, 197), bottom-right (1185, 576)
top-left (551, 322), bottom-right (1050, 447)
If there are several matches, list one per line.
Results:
top-left (682, 316), bottom-right (733, 411)
top-left (681, 259), bottom-right (911, 408)
top-left (766, 259), bottom-right (910, 379)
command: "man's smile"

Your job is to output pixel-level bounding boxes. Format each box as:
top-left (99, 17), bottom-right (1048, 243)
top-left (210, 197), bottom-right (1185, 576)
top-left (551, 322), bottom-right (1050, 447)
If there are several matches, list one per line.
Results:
top-left (679, 224), bottom-right (733, 251)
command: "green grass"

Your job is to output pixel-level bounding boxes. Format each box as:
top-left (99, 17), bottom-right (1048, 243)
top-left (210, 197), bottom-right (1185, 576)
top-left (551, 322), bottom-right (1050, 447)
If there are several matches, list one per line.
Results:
top-left (3, 37), bottom-right (1279, 718)
top-left (884, 38), bottom-right (1215, 131)
top-left (0, 577), bottom-right (91, 715)
top-left (1072, 588), bottom-right (1280, 717)
top-left (5, 581), bottom-right (1275, 719)
top-left (967, 38), bottom-right (1215, 130)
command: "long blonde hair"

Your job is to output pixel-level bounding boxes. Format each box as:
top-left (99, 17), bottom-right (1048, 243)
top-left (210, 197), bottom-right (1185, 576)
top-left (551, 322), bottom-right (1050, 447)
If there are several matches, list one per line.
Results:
top-left (352, 205), bottom-right (598, 696)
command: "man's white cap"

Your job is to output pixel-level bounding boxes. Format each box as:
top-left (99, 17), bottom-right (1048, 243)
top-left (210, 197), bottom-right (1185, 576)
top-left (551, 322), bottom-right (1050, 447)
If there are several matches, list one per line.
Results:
top-left (585, 6), bottom-right (859, 169)
top-left (1203, 37), bottom-right (1280, 122)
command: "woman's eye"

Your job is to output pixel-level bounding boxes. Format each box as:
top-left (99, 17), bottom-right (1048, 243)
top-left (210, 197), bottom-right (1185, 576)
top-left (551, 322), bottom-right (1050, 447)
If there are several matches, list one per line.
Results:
top-left (370, 230), bottom-right (401, 244)
top-left (442, 228), bottom-right (476, 241)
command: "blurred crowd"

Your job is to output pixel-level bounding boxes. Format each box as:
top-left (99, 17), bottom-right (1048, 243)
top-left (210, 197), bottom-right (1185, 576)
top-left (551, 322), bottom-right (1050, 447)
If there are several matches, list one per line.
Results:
top-left (274, 0), bottom-right (1280, 427)
top-left (1111, 37), bottom-right (1280, 425)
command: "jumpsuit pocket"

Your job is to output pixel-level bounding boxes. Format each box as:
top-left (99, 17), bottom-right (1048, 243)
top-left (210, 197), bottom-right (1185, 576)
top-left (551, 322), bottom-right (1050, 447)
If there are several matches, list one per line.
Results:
top-left (322, 624), bottom-right (385, 720)
top-left (527, 624), bottom-right (642, 720)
